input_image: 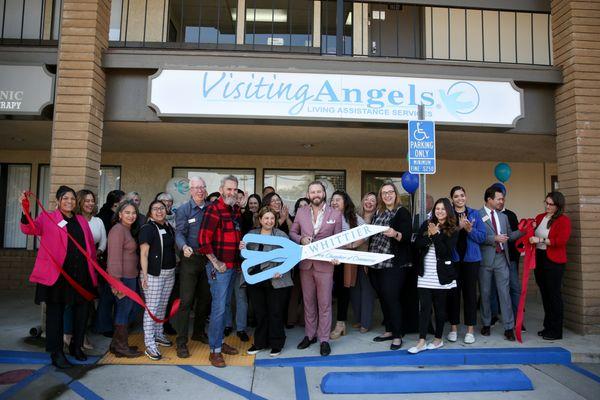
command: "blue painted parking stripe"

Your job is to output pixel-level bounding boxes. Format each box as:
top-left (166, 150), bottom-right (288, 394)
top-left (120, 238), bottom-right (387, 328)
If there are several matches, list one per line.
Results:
top-left (320, 368), bottom-right (534, 394)
top-left (0, 364), bottom-right (52, 400)
top-left (0, 350), bottom-right (100, 366)
top-left (564, 363), bottom-right (600, 384)
top-left (256, 346), bottom-right (571, 368)
top-left (178, 365), bottom-right (268, 400)
top-left (293, 367), bottom-right (309, 400)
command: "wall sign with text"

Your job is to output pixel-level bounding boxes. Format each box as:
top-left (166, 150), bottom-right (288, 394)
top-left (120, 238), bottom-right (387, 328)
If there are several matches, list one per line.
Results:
top-left (148, 69), bottom-right (523, 127)
top-left (0, 64), bottom-right (55, 115)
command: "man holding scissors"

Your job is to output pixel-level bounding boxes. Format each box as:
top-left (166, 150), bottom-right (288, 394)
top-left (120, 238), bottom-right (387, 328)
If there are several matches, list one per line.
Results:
top-left (290, 181), bottom-right (343, 356)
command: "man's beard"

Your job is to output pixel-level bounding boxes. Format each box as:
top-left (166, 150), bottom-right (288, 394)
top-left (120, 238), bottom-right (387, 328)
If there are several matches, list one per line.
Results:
top-left (310, 196), bottom-right (324, 206)
top-left (223, 195), bottom-right (237, 206)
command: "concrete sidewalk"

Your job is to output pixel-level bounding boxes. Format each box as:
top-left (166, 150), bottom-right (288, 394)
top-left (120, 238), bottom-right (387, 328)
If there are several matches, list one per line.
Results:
top-left (1, 289), bottom-right (599, 399)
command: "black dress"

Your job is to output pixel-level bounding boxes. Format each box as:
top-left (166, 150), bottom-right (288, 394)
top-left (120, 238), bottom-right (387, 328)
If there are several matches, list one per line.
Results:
top-left (34, 213), bottom-right (94, 305)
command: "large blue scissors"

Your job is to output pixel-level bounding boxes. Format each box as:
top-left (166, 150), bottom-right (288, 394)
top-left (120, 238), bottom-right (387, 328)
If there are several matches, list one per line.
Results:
top-left (241, 224), bottom-right (393, 284)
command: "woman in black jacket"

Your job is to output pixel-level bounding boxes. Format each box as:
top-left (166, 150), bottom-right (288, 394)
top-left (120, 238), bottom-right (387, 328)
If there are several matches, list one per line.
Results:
top-left (368, 182), bottom-right (412, 350)
top-left (408, 198), bottom-right (458, 354)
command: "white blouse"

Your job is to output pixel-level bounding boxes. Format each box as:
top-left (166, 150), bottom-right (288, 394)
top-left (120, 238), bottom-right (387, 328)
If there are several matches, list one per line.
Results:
top-left (417, 245), bottom-right (457, 289)
top-left (534, 215), bottom-right (551, 250)
top-left (88, 216), bottom-right (107, 252)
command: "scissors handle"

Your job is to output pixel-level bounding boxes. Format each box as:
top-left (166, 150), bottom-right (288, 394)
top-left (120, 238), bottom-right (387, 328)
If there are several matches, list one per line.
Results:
top-left (240, 234), bottom-right (301, 285)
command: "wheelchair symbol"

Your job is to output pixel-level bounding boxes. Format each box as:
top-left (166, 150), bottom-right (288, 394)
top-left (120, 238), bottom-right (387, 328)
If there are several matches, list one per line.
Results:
top-left (412, 122), bottom-right (430, 141)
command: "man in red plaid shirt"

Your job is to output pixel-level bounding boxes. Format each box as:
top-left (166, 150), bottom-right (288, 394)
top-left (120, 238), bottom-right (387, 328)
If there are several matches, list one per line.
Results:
top-left (198, 175), bottom-right (242, 368)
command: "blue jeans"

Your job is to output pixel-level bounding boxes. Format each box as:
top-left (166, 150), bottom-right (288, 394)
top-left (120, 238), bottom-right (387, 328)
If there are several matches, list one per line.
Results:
top-left (114, 278), bottom-right (137, 325)
top-left (206, 263), bottom-right (234, 352)
top-left (490, 260), bottom-right (521, 318)
top-left (225, 271), bottom-right (248, 332)
top-left (95, 279), bottom-right (115, 334)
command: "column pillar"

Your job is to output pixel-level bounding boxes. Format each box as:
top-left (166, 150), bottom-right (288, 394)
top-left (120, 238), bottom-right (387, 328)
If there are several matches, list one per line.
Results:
top-left (49, 0), bottom-right (111, 198)
top-left (551, 0), bottom-right (600, 334)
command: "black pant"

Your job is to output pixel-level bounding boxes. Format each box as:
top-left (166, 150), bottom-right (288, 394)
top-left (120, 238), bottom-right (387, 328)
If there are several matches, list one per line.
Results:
top-left (447, 261), bottom-right (480, 326)
top-left (534, 250), bottom-right (564, 337)
top-left (333, 264), bottom-right (351, 321)
top-left (247, 281), bottom-right (290, 350)
top-left (369, 266), bottom-right (408, 339)
top-left (46, 302), bottom-right (89, 353)
top-left (176, 253), bottom-right (211, 345)
top-left (418, 288), bottom-right (448, 340)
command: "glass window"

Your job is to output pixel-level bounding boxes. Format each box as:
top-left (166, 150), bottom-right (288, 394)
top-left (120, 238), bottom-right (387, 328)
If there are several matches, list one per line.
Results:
top-left (2, 164), bottom-right (31, 248)
top-left (244, 0), bottom-right (313, 48)
top-left (263, 169), bottom-right (345, 211)
top-left (169, 0), bottom-right (236, 45)
top-left (362, 171), bottom-right (411, 209)
top-left (320, 0), bottom-right (352, 55)
top-left (98, 166), bottom-right (121, 207)
top-left (173, 168), bottom-right (255, 196)
top-left (109, 0), bottom-right (123, 41)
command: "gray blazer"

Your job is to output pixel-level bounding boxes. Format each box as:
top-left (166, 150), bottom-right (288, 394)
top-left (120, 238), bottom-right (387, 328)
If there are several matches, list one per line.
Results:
top-left (478, 207), bottom-right (522, 268)
top-left (245, 228), bottom-right (294, 289)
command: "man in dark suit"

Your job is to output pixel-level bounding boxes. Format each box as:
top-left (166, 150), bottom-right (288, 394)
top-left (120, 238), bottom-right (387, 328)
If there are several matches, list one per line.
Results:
top-left (478, 186), bottom-right (523, 341)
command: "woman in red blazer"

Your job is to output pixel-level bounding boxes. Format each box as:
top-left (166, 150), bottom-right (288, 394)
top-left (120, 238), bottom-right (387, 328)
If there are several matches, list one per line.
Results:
top-left (529, 191), bottom-right (572, 340)
top-left (20, 186), bottom-right (98, 369)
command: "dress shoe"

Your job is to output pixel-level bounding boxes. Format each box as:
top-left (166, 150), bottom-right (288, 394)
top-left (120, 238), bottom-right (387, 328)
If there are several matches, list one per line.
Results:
top-left (191, 332), bottom-right (209, 344)
top-left (297, 336), bottom-right (317, 349)
top-left (390, 339), bottom-right (403, 351)
top-left (221, 343), bottom-right (239, 355)
top-left (320, 342), bottom-right (331, 356)
top-left (237, 330), bottom-right (250, 342)
top-left (373, 334), bottom-right (394, 342)
top-left (223, 327), bottom-right (233, 337)
top-left (176, 343), bottom-right (190, 358)
top-left (542, 334), bottom-right (562, 341)
top-left (209, 352), bottom-right (226, 368)
top-left (504, 329), bottom-right (516, 341)
top-left (51, 351), bottom-right (73, 369)
top-left (330, 321), bottom-right (346, 340)
top-left (480, 326), bottom-right (491, 336)
top-left (69, 343), bottom-right (87, 361)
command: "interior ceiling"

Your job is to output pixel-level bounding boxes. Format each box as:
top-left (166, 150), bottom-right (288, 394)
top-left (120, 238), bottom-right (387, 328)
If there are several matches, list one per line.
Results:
top-left (0, 120), bottom-right (556, 162)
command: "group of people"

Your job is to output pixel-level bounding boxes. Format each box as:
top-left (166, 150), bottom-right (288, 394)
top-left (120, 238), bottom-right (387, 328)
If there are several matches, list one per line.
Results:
top-left (19, 175), bottom-right (571, 369)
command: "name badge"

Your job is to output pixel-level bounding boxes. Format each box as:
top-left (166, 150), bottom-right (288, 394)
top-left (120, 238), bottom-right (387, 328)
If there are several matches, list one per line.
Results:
top-left (326, 219), bottom-right (336, 224)
top-left (159, 229), bottom-right (167, 235)
top-left (188, 218), bottom-right (196, 224)
top-left (57, 220), bottom-right (68, 228)
top-left (482, 215), bottom-right (490, 222)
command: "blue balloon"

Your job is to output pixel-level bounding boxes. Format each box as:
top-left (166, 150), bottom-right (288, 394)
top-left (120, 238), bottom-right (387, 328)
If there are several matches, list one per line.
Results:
top-left (492, 182), bottom-right (506, 195)
top-left (494, 163), bottom-right (512, 183)
top-left (401, 172), bottom-right (419, 194)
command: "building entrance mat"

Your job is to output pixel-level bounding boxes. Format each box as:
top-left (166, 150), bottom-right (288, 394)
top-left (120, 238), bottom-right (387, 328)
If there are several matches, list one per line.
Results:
top-left (98, 334), bottom-right (255, 366)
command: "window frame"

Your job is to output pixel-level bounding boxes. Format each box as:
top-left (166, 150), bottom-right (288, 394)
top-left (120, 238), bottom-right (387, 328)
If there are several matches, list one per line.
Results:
top-left (0, 162), bottom-right (33, 249)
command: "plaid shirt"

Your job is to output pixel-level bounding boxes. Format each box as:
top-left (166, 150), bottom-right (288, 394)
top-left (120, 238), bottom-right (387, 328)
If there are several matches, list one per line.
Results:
top-left (368, 208), bottom-right (397, 269)
top-left (198, 197), bottom-right (242, 268)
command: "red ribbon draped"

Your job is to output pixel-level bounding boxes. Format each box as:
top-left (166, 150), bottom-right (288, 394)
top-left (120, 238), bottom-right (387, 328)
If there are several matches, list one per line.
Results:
top-left (514, 218), bottom-right (537, 343)
top-left (22, 191), bottom-right (179, 323)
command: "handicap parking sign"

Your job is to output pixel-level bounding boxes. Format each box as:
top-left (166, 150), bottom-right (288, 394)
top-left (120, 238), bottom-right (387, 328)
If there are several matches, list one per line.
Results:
top-left (408, 120), bottom-right (436, 174)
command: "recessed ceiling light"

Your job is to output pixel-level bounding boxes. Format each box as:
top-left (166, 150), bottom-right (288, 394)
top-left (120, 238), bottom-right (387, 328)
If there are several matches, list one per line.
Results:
top-left (302, 143), bottom-right (314, 149)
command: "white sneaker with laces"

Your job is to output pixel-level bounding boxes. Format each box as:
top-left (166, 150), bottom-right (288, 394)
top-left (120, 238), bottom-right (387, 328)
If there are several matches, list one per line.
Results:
top-left (426, 341), bottom-right (444, 350)
top-left (447, 331), bottom-right (458, 342)
top-left (464, 333), bottom-right (476, 344)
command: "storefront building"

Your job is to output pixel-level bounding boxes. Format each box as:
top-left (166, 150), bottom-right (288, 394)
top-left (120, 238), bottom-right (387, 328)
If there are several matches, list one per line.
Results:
top-left (0, 0), bottom-right (598, 334)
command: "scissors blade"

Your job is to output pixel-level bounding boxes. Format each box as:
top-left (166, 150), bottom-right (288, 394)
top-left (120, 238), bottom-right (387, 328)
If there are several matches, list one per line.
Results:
top-left (300, 224), bottom-right (388, 260)
top-left (309, 249), bottom-right (393, 266)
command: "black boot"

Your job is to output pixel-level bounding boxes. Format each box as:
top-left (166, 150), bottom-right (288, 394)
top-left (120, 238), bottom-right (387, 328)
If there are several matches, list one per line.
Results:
top-left (51, 351), bottom-right (73, 369)
top-left (69, 342), bottom-right (88, 361)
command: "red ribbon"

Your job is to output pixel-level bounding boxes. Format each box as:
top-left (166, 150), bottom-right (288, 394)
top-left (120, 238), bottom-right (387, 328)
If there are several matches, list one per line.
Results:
top-left (22, 191), bottom-right (179, 323)
top-left (514, 218), bottom-right (537, 343)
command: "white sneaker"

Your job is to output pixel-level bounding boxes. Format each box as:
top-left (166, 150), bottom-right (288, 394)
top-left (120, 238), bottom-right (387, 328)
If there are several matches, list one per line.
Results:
top-left (426, 341), bottom-right (444, 350)
top-left (464, 333), bottom-right (476, 344)
top-left (408, 345), bottom-right (427, 354)
top-left (447, 331), bottom-right (458, 342)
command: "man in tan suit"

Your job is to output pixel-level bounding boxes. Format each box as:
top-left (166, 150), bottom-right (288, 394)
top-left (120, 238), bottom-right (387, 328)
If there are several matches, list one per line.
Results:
top-left (290, 181), bottom-right (343, 356)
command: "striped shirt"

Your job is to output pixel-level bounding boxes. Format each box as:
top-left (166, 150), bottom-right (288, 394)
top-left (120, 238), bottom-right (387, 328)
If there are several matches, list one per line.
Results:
top-left (417, 245), bottom-right (457, 289)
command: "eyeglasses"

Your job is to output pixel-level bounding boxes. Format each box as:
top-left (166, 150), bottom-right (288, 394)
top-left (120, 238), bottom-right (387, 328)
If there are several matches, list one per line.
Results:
top-left (190, 186), bottom-right (206, 191)
top-left (382, 190), bottom-right (395, 196)
top-left (151, 206), bottom-right (166, 212)
top-left (544, 201), bottom-right (556, 207)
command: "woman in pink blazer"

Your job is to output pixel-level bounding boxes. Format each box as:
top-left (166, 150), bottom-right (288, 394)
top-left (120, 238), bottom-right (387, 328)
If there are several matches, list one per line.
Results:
top-left (20, 186), bottom-right (98, 369)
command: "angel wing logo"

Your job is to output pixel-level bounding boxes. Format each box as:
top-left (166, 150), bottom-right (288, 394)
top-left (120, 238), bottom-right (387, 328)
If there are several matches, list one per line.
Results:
top-left (439, 81), bottom-right (480, 116)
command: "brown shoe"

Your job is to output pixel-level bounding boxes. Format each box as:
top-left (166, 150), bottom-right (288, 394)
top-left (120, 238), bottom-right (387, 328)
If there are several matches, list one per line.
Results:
top-left (209, 352), bottom-right (226, 368)
top-left (176, 343), bottom-right (190, 358)
top-left (221, 342), bottom-right (239, 355)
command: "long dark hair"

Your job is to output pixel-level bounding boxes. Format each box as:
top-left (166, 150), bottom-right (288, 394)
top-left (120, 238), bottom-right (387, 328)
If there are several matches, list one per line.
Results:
top-left (546, 191), bottom-right (565, 228)
top-left (111, 200), bottom-right (139, 226)
top-left (430, 198), bottom-right (457, 236)
top-left (75, 189), bottom-right (97, 216)
top-left (146, 200), bottom-right (167, 220)
top-left (331, 190), bottom-right (358, 228)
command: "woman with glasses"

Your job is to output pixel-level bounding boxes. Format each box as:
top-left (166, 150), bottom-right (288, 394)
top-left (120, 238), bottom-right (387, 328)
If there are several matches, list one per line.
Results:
top-left (139, 200), bottom-right (177, 360)
top-left (530, 192), bottom-right (571, 340)
top-left (368, 182), bottom-right (412, 350)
